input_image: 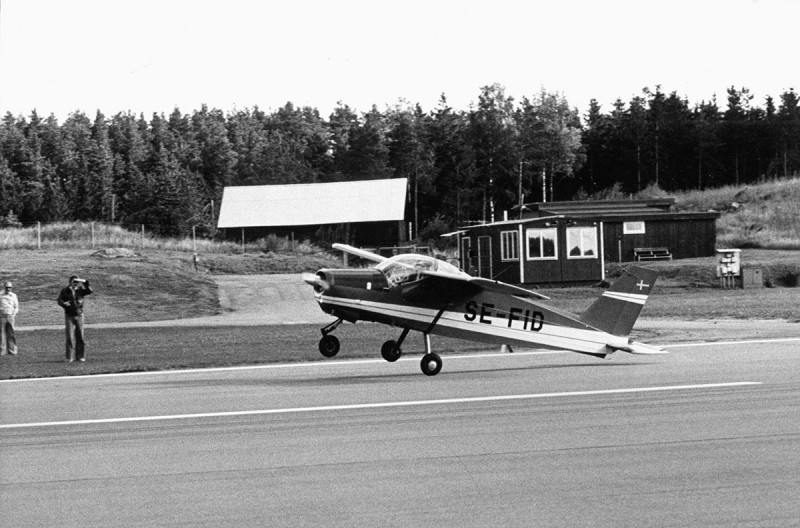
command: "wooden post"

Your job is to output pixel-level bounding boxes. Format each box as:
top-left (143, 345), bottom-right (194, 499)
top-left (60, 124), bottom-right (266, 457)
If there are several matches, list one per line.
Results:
top-left (141, 225), bottom-right (145, 250)
top-left (37, 222), bottom-right (42, 249)
top-left (209, 200), bottom-right (215, 237)
top-left (192, 226), bottom-right (197, 252)
top-left (241, 228), bottom-right (245, 253)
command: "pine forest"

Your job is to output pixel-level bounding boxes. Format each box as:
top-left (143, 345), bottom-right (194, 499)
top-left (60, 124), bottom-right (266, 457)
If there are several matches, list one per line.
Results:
top-left (1, 84), bottom-right (798, 240)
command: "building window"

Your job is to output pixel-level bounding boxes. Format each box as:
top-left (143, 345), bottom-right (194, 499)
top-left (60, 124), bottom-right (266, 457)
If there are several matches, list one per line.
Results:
top-left (526, 228), bottom-right (558, 260)
top-left (623, 221), bottom-right (645, 234)
top-left (500, 231), bottom-right (519, 261)
top-left (567, 226), bottom-right (598, 258)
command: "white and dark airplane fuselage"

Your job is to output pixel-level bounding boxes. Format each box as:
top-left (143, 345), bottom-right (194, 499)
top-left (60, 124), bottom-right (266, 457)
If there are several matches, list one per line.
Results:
top-left (306, 247), bottom-right (664, 375)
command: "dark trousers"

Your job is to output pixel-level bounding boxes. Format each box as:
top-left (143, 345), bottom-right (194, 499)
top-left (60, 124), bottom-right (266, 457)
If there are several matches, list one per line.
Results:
top-left (0, 315), bottom-right (16, 355)
top-left (65, 314), bottom-right (86, 360)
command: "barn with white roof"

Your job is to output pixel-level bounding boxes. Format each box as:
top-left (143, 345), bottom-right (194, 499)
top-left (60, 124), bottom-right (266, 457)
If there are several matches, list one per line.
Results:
top-left (216, 178), bottom-right (408, 245)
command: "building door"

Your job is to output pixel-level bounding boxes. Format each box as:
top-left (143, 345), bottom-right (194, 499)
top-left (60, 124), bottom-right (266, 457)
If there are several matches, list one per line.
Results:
top-left (461, 237), bottom-right (472, 274)
top-left (477, 236), bottom-right (492, 278)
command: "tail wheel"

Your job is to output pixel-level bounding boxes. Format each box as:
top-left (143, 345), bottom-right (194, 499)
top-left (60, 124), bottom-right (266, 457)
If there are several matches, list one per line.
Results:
top-left (420, 353), bottom-right (442, 376)
top-left (381, 340), bottom-right (402, 362)
top-left (319, 335), bottom-right (340, 358)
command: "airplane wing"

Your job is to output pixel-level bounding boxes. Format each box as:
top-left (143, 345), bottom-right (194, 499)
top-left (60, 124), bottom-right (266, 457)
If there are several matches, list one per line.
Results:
top-left (397, 270), bottom-right (550, 301)
top-left (332, 243), bottom-right (388, 263)
top-left (466, 276), bottom-right (551, 300)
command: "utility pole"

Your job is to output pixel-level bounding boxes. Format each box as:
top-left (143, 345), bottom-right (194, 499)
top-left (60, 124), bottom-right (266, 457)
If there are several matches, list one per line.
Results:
top-left (518, 161), bottom-right (524, 218)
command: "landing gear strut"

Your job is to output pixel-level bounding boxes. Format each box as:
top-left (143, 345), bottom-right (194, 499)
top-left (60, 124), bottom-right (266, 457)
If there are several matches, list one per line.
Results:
top-left (419, 334), bottom-right (442, 376)
top-left (318, 318), bottom-right (343, 358)
top-left (381, 328), bottom-right (410, 362)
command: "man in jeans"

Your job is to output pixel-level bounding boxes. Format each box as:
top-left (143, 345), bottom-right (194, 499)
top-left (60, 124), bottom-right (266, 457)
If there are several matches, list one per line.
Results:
top-left (0, 281), bottom-right (19, 356)
top-left (57, 276), bottom-right (93, 362)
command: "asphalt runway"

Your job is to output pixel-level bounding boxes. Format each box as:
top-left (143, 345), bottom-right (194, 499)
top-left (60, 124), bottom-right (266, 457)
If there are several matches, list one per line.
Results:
top-left (2, 338), bottom-right (799, 527)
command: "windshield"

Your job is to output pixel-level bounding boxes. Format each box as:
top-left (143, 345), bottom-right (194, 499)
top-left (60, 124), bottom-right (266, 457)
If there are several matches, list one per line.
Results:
top-left (375, 254), bottom-right (468, 287)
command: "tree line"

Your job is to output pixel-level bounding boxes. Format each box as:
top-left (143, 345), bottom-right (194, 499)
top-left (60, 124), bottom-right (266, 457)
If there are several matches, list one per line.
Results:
top-left (1, 84), bottom-right (798, 239)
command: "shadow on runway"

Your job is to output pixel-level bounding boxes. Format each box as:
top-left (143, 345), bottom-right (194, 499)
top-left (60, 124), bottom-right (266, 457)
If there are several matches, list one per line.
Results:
top-left (139, 360), bottom-right (652, 388)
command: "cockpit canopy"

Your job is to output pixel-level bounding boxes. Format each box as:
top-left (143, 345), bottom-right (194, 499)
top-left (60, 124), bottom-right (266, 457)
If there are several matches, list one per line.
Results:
top-left (375, 254), bottom-right (469, 287)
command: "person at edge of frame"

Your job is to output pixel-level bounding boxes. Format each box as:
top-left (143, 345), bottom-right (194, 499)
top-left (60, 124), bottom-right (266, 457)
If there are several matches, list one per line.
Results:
top-left (0, 280), bottom-right (19, 356)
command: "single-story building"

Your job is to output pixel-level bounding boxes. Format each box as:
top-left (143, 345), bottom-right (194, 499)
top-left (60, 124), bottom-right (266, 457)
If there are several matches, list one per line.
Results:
top-left (216, 178), bottom-right (408, 246)
top-left (457, 199), bottom-right (720, 285)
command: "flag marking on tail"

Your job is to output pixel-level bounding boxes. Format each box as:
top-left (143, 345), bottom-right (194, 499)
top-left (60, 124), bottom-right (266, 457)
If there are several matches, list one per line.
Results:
top-left (602, 291), bottom-right (649, 304)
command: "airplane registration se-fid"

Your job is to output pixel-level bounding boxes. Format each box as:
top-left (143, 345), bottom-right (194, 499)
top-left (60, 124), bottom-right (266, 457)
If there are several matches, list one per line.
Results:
top-left (303, 244), bottom-right (666, 376)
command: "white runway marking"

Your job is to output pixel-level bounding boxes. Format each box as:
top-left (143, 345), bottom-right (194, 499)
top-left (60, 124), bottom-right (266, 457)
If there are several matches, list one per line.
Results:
top-left (661, 337), bottom-right (800, 348)
top-left (0, 382), bottom-right (761, 430)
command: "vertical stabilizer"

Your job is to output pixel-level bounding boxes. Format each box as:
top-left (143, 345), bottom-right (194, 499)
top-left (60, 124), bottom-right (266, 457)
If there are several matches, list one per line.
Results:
top-left (579, 266), bottom-right (659, 336)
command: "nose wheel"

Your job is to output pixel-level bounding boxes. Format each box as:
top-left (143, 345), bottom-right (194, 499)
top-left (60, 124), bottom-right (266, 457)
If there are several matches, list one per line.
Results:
top-left (318, 318), bottom-right (343, 358)
top-left (318, 335), bottom-right (340, 357)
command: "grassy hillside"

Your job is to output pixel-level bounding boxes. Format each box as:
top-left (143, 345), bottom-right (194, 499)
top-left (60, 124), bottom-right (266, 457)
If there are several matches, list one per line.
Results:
top-left (671, 177), bottom-right (800, 249)
top-left (1, 249), bottom-right (220, 327)
top-left (0, 247), bottom-right (346, 328)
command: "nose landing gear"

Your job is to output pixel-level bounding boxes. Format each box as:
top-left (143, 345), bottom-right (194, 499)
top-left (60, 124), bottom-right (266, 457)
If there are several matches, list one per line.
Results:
top-left (317, 318), bottom-right (343, 357)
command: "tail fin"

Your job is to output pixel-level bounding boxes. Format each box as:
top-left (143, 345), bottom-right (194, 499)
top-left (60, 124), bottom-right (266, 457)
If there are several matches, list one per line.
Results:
top-left (579, 266), bottom-right (659, 336)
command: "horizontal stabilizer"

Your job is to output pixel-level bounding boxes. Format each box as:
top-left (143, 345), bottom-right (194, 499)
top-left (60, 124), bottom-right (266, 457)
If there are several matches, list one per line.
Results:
top-left (607, 340), bottom-right (668, 355)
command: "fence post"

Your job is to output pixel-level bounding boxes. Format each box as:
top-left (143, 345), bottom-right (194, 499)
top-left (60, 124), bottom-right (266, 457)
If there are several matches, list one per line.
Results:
top-left (91, 222), bottom-right (95, 249)
top-left (37, 222), bottom-right (42, 249)
top-left (192, 226), bottom-right (197, 253)
top-left (141, 225), bottom-right (145, 250)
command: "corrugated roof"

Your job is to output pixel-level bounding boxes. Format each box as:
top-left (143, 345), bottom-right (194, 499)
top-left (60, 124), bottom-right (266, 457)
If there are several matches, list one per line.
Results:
top-left (217, 178), bottom-right (408, 228)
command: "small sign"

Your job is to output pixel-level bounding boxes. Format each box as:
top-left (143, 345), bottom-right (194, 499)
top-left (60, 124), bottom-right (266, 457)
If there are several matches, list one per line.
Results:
top-left (623, 221), bottom-right (645, 234)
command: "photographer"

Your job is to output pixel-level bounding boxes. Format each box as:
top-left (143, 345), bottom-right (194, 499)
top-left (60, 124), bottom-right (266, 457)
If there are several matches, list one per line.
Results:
top-left (57, 275), bottom-right (93, 362)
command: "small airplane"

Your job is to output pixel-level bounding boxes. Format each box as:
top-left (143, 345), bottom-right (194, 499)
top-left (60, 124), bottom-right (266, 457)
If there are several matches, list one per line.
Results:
top-left (303, 244), bottom-right (666, 376)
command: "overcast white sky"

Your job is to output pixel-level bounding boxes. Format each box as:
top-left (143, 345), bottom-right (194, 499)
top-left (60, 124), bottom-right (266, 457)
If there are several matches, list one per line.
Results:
top-left (0, 0), bottom-right (797, 121)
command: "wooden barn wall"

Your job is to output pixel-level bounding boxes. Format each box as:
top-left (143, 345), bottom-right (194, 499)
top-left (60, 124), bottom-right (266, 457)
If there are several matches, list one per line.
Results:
top-left (461, 227), bottom-right (522, 283)
top-left (602, 219), bottom-right (717, 262)
top-left (463, 223), bottom-right (603, 285)
top-left (224, 221), bottom-right (403, 246)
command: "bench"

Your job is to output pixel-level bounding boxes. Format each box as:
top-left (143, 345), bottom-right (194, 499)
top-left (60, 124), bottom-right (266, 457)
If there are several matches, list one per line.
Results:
top-left (634, 247), bottom-right (672, 261)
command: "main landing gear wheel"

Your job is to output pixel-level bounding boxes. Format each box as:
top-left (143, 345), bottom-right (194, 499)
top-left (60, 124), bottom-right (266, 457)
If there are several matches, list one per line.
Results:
top-left (420, 353), bottom-right (442, 376)
top-left (319, 335), bottom-right (340, 357)
top-left (381, 340), bottom-right (402, 362)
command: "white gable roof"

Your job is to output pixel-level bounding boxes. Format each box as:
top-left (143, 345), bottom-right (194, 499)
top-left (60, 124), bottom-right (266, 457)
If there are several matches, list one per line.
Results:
top-left (217, 178), bottom-right (408, 228)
